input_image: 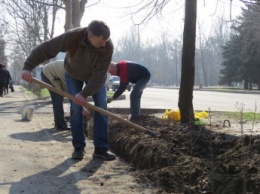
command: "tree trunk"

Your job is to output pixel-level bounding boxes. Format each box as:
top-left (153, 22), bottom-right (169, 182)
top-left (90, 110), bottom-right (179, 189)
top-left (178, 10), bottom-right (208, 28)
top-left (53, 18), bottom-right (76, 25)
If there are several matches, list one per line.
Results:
top-left (178, 0), bottom-right (197, 124)
top-left (63, 0), bottom-right (87, 31)
top-left (63, 0), bottom-right (73, 31)
top-left (72, 0), bottom-right (87, 28)
top-left (244, 78), bottom-right (248, 89)
top-left (200, 50), bottom-right (208, 87)
top-left (249, 82), bottom-right (252, 90)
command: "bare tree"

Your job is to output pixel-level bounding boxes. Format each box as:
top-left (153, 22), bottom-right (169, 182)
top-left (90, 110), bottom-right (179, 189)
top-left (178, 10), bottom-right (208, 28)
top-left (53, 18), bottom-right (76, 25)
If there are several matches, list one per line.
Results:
top-left (178, 0), bottom-right (197, 124)
top-left (1, 0), bottom-right (61, 55)
top-left (9, 47), bottom-right (25, 84)
top-left (0, 0), bottom-right (101, 83)
top-left (0, 38), bottom-right (7, 64)
top-left (0, 0), bottom-right (64, 82)
top-left (196, 21), bottom-right (212, 87)
top-left (115, 0), bottom-right (197, 123)
top-left (209, 15), bottom-right (232, 85)
top-left (114, 27), bottom-right (141, 59)
top-left (62, 0), bottom-right (101, 31)
top-left (63, 0), bottom-right (86, 30)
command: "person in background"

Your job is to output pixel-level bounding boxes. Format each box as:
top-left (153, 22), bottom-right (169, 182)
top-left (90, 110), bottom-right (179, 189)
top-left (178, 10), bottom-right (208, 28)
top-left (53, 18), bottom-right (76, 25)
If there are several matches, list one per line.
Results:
top-left (3, 65), bottom-right (12, 95)
top-left (21, 20), bottom-right (116, 161)
top-left (0, 64), bottom-right (7, 97)
top-left (107, 60), bottom-right (151, 122)
top-left (41, 60), bottom-right (70, 131)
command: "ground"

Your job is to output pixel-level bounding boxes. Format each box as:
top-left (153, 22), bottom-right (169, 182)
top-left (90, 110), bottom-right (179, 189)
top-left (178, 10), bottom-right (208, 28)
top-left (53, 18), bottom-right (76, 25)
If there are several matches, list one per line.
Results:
top-left (0, 86), bottom-right (159, 194)
top-left (108, 114), bottom-right (260, 194)
top-left (1, 86), bottom-right (260, 194)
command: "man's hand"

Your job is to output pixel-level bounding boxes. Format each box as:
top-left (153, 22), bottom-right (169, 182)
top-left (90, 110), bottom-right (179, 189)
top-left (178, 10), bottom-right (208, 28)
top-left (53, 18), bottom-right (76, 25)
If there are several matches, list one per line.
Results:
top-left (73, 93), bottom-right (86, 106)
top-left (107, 97), bottom-right (113, 103)
top-left (21, 70), bottom-right (32, 82)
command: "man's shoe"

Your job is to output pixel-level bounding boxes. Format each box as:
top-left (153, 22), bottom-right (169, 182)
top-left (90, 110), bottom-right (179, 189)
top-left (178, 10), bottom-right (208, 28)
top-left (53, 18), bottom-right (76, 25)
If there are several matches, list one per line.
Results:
top-left (93, 148), bottom-right (116, 161)
top-left (72, 148), bottom-right (85, 159)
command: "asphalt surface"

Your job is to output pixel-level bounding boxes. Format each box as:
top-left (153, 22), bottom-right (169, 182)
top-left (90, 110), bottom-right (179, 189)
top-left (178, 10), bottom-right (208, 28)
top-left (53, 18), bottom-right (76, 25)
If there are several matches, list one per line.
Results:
top-left (105, 86), bottom-right (260, 113)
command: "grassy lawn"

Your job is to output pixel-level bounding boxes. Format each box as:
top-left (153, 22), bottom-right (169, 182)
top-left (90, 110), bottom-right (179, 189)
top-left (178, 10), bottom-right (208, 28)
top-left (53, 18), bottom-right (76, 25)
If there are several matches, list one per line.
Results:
top-left (106, 91), bottom-right (114, 97)
top-left (40, 88), bottom-right (50, 97)
top-left (20, 87), bottom-right (36, 96)
top-left (41, 89), bottom-right (115, 98)
top-left (194, 111), bottom-right (260, 126)
top-left (199, 87), bottom-right (260, 92)
top-left (215, 111), bottom-right (260, 121)
top-left (23, 87), bottom-right (115, 98)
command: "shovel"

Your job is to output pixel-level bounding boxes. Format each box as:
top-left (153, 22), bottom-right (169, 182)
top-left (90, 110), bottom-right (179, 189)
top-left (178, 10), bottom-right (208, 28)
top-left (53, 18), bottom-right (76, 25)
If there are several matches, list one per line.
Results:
top-left (31, 77), bottom-right (159, 137)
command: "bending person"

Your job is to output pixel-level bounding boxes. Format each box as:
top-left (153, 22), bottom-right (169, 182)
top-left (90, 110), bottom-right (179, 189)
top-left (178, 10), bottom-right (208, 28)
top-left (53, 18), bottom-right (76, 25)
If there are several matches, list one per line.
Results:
top-left (107, 60), bottom-right (151, 122)
top-left (41, 60), bottom-right (70, 131)
top-left (21, 20), bottom-right (115, 161)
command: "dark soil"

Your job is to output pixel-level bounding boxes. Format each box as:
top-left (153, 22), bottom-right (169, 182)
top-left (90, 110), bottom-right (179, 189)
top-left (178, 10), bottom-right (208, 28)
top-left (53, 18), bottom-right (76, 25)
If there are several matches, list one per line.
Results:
top-left (108, 115), bottom-right (260, 194)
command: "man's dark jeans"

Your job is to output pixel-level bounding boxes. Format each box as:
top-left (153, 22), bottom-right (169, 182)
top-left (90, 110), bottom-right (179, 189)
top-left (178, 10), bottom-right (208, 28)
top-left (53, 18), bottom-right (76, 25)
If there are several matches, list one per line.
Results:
top-left (41, 72), bottom-right (67, 128)
top-left (130, 73), bottom-right (151, 119)
top-left (65, 73), bottom-right (109, 150)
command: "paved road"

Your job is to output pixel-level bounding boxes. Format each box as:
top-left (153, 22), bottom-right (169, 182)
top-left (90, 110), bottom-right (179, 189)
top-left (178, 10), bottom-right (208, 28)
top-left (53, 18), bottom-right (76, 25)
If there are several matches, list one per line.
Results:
top-left (108, 88), bottom-right (260, 112)
top-left (7, 86), bottom-right (257, 114)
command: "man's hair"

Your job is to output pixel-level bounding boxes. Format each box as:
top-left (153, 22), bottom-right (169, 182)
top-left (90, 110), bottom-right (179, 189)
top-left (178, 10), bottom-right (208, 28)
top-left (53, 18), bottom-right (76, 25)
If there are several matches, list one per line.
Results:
top-left (87, 20), bottom-right (110, 40)
top-left (110, 62), bottom-right (117, 66)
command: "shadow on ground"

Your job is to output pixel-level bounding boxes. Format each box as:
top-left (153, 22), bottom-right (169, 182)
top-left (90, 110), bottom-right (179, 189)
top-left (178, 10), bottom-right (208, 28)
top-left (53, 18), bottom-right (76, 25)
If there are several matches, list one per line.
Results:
top-left (7, 158), bottom-right (104, 194)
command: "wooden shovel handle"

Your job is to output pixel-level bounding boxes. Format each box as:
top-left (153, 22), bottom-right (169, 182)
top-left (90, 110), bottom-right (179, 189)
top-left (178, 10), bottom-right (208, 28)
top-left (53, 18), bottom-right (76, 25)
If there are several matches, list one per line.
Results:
top-left (31, 77), bottom-right (156, 135)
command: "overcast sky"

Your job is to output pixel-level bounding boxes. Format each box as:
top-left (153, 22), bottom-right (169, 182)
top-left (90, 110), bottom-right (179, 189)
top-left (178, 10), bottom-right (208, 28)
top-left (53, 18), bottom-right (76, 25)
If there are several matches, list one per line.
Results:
top-left (56, 0), bottom-right (245, 45)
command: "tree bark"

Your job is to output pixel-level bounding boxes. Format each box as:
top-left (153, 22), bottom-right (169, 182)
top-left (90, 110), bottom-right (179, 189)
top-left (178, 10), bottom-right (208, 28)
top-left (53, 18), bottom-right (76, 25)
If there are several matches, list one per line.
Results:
top-left (178, 0), bottom-right (197, 124)
top-left (63, 0), bottom-right (87, 31)
top-left (63, 0), bottom-right (73, 31)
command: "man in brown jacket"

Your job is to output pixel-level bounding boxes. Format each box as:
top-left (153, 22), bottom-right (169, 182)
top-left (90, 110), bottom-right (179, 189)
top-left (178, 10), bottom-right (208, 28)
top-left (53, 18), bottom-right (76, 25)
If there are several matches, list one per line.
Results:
top-left (21, 20), bottom-right (116, 161)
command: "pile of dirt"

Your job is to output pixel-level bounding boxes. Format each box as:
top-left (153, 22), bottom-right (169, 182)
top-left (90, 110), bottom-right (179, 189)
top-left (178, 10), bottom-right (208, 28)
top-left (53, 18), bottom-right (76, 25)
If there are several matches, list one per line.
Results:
top-left (108, 115), bottom-right (260, 194)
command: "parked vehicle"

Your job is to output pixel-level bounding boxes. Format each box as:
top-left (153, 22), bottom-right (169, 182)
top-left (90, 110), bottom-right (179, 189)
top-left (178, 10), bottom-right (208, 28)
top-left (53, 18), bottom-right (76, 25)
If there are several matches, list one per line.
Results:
top-left (106, 76), bottom-right (132, 91)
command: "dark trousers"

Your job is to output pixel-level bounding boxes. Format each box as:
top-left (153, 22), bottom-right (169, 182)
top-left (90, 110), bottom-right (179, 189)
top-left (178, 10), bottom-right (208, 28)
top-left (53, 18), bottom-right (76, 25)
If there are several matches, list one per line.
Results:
top-left (4, 84), bottom-right (9, 95)
top-left (130, 73), bottom-right (151, 118)
top-left (41, 72), bottom-right (67, 128)
top-left (0, 83), bottom-right (4, 96)
top-left (65, 73), bottom-right (109, 149)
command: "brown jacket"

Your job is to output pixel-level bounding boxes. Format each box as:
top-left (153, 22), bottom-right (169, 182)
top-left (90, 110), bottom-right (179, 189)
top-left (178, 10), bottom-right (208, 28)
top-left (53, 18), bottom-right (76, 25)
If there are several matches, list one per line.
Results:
top-left (23, 27), bottom-right (113, 97)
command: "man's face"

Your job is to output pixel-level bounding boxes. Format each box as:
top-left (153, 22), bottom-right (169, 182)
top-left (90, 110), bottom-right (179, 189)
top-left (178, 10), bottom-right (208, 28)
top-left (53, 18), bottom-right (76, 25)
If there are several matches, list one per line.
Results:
top-left (88, 34), bottom-right (108, 48)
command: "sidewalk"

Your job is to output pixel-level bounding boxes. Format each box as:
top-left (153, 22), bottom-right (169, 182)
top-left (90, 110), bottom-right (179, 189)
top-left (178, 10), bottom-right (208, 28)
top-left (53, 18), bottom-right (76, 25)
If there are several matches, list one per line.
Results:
top-left (0, 86), bottom-right (157, 194)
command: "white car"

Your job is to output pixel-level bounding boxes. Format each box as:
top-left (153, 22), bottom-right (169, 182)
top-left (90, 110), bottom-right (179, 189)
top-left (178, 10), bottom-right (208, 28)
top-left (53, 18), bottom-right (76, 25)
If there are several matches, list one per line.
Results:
top-left (105, 76), bottom-right (132, 91)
